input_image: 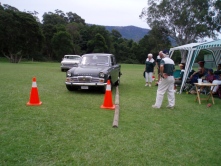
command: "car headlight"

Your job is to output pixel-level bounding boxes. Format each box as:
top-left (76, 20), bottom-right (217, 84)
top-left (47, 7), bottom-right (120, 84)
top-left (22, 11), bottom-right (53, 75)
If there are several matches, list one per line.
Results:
top-left (99, 72), bottom-right (105, 78)
top-left (67, 71), bottom-right (72, 77)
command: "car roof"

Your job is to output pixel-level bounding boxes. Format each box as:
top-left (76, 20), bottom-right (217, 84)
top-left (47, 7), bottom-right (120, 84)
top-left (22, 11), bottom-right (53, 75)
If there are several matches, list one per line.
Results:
top-left (64, 55), bottom-right (80, 57)
top-left (82, 53), bottom-right (112, 56)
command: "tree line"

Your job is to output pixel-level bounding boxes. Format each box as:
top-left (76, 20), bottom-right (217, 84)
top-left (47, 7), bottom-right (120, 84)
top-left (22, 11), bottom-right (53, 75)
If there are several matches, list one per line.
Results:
top-left (0, 4), bottom-right (171, 64)
top-left (1, 0), bottom-right (220, 64)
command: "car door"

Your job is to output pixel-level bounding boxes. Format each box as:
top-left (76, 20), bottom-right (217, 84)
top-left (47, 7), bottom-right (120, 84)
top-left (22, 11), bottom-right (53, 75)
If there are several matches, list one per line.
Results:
top-left (110, 55), bottom-right (120, 83)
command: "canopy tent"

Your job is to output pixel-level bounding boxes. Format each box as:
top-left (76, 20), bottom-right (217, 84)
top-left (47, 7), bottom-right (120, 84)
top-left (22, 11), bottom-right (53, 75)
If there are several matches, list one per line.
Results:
top-left (169, 39), bottom-right (221, 94)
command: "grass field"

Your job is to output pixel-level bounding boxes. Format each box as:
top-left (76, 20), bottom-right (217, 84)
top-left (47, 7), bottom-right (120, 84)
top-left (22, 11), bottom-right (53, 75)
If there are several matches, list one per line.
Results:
top-left (0, 60), bottom-right (221, 165)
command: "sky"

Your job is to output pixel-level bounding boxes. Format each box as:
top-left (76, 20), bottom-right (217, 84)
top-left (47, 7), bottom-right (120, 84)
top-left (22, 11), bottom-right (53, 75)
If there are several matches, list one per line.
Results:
top-left (0, 0), bottom-right (150, 29)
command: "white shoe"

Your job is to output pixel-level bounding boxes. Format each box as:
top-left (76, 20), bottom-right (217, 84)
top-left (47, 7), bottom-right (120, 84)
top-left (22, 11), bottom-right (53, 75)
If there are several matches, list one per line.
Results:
top-left (145, 83), bottom-right (148, 86)
top-left (166, 105), bottom-right (174, 109)
top-left (149, 84), bottom-right (151, 87)
top-left (152, 105), bottom-right (160, 109)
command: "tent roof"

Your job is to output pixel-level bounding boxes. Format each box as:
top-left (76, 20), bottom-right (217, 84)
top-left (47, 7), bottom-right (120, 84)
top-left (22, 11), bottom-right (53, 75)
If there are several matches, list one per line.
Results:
top-left (195, 39), bottom-right (221, 52)
top-left (169, 42), bottom-right (203, 51)
top-left (170, 39), bottom-right (221, 52)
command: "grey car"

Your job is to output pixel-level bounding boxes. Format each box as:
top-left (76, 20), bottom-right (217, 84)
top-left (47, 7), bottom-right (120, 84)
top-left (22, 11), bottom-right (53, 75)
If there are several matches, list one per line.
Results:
top-left (65, 53), bottom-right (121, 93)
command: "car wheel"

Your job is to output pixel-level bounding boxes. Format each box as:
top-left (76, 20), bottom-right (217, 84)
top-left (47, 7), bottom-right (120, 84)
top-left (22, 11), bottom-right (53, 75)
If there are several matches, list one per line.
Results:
top-left (66, 85), bottom-right (78, 91)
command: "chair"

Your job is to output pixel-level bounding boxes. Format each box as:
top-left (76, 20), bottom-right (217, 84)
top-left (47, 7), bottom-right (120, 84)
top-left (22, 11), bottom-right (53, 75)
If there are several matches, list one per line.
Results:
top-left (173, 70), bottom-right (181, 79)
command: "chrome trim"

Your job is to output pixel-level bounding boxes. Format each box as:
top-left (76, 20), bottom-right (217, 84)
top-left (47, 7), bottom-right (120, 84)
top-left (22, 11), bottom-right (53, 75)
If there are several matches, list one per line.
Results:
top-left (65, 82), bottom-right (107, 86)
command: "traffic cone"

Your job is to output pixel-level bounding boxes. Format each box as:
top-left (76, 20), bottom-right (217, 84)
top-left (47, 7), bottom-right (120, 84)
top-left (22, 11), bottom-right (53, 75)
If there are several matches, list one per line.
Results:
top-left (100, 80), bottom-right (115, 110)
top-left (26, 77), bottom-right (42, 106)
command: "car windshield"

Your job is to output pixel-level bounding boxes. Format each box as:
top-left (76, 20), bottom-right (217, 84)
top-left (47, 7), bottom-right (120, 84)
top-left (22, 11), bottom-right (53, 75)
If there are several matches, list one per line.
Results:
top-left (80, 55), bottom-right (109, 66)
top-left (65, 56), bottom-right (80, 60)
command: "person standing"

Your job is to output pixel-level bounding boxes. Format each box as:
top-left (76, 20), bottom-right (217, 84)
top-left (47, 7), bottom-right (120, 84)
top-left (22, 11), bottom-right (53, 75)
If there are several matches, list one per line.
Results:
top-left (152, 51), bottom-right (175, 109)
top-left (144, 53), bottom-right (155, 87)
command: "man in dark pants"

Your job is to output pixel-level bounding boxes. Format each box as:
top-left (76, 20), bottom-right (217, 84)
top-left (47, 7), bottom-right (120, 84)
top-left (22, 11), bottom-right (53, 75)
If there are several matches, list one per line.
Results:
top-left (152, 51), bottom-right (175, 109)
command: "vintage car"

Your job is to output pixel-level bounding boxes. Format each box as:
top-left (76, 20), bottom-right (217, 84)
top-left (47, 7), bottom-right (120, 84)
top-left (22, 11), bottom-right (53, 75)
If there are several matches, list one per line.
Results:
top-left (61, 55), bottom-right (81, 72)
top-left (65, 53), bottom-right (121, 93)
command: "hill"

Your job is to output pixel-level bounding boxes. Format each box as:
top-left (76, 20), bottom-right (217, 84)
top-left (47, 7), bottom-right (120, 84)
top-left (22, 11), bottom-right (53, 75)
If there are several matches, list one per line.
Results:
top-left (104, 25), bottom-right (150, 42)
top-left (88, 24), bottom-right (176, 45)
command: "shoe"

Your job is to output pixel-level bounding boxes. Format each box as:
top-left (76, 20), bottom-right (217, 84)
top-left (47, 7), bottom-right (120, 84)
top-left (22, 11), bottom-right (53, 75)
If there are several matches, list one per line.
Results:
top-left (145, 83), bottom-right (148, 86)
top-left (166, 105), bottom-right (174, 109)
top-left (149, 84), bottom-right (151, 87)
top-left (152, 105), bottom-right (160, 109)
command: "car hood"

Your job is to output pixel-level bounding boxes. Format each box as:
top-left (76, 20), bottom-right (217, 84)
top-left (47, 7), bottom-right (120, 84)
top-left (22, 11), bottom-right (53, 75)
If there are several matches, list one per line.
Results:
top-left (70, 65), bottom-right (109, 76)
top-left (61, 59), bottom-right (79, 64)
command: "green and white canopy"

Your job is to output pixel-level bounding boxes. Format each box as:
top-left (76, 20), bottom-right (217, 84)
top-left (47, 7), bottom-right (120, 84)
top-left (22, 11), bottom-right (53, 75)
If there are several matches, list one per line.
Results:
top-left (169, 39), bottom-right (221, 93)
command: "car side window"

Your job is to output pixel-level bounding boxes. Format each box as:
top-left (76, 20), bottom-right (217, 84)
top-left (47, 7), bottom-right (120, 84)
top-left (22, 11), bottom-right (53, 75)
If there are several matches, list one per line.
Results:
top-left (111, 56), bottom-right (116, 65)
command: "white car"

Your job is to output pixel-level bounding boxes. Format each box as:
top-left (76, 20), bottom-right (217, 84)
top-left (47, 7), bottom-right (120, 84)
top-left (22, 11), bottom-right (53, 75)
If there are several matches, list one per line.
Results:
top-left (61, 55), bottom-right (81, 72)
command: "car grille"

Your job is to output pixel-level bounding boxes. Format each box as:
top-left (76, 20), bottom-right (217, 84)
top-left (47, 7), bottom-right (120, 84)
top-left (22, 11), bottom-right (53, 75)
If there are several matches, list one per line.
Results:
top-left (78, 76), bottom-right (91, 82)
top-left (71, 76), bottom-right (100, 83)
top-left (63, 63), bottom-right (78, 67)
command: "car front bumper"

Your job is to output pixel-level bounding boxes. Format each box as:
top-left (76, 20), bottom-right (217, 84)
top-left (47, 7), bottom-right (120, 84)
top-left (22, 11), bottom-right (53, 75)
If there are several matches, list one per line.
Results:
top-left (65, 77), bottom-right (107, 86)
top-left (65, 82), bottom-right (107, 86)
top-left (61, 66), bottom-right (72, 70)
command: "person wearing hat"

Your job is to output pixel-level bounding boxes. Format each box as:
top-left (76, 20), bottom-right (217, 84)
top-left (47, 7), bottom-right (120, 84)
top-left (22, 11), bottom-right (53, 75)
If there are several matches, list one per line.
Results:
top-left (152, 51), bottom-right (175, 109)
top-left (144, 53), bottom-right (156, 87)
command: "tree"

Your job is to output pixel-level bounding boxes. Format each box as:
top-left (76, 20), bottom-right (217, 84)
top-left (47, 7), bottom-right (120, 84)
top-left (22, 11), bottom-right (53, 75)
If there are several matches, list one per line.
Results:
top-left (110, 29), bottom-right (123, 61)
top-left (0, 7), bottom-right (44, 63)
top-left (87, 25), bottom-right (111, 52)
top-left (26, 10), bottom-right (40, 22)
top-left (111, 29), bottom-right (122, 40)
top-left (87, 33), bottom-right (108, 53)
top-left (41, 24), bottom-right (57, 59)
top-left (66, 12), bottom-right (86, 25)
top-left (66, 23), bottom-right (83, 54)
top-left (146, 26), bottom-right (171, 53)
top-left (51, 31), bottom-right (73, 60)
top-left (208, 0), bottom-right (221, 32)
top-left (42, 12), bottom-right (67, 26)
top-left (140, 0), bottom-right (220, 45)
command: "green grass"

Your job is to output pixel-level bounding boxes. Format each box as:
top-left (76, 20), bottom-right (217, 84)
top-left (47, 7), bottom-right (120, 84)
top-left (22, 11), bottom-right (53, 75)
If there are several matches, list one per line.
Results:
top-left (0, 61), bottom-right (221, 165)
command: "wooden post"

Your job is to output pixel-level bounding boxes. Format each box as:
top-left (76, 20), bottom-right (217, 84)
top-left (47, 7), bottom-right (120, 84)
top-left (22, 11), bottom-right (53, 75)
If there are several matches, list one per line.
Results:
top-left (112, 86), bottom-right (120, 128)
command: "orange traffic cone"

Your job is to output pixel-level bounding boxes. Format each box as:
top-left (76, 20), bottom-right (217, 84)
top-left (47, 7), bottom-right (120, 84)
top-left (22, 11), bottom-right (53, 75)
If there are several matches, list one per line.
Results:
top-left (26, 77), bottom-right (42, 106)
top-left (100, 80), bottom-right (115, 110)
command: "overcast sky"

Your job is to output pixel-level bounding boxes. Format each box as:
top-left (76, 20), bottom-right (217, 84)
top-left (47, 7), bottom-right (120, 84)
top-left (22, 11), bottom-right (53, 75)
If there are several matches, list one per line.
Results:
top-left (1, 0), bottom-right (150, 29)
